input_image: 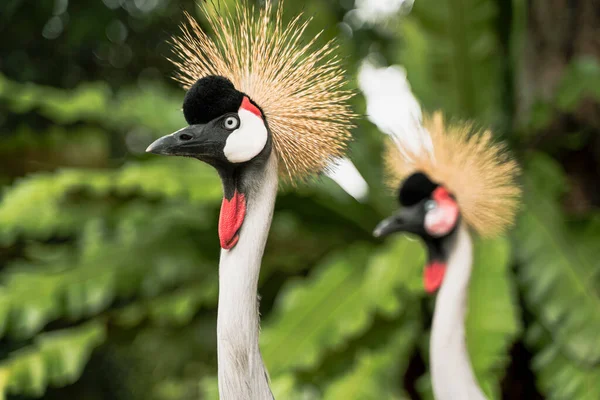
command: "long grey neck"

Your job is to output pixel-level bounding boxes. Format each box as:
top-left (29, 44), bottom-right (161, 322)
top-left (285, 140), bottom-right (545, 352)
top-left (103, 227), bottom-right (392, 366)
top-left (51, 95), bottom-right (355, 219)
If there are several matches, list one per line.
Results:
top-left (216, 153), bottom-right (277, 400)
top-left (430, 223), bottom-right (486, 400)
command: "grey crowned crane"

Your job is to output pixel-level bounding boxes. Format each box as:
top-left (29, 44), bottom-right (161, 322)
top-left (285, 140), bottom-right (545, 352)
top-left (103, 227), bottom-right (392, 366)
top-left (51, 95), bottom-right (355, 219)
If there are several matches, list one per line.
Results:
top-left (146, 2), bottom-right (355, 399)
top-left (373, 113), bottom-right (520, 400)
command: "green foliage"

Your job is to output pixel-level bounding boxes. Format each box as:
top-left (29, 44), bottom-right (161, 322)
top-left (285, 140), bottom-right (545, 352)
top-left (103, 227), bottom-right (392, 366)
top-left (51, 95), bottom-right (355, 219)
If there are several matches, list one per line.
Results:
top-left (0, 158), bottom-right (221, 245)
top-left (0, 74), bottom-right (184, 135)
top-left (528, 57), bottom-right (600, 132)
top-left (467, 237), bottom-right (521, 399)
top-left (261, 240), bottom-right (423, 376)
top-left (0, 203), bottom-right (216, 340)
top-left (0, 322), bottom-right (105, 399)
top-left (262, 247), bottom-right (378, 376)
top-left (516, 154), bottom-right (600, 366)
top-left (321, 320), bottom-right (419, 400)
top-left (512, 154), bottom-right (600, 398)
top-left (555, 58), bottom-right (600, 111)
top-left (526, 324), bottom-right (600, 400)
top-left (398, 0), bottom-right (502, 122)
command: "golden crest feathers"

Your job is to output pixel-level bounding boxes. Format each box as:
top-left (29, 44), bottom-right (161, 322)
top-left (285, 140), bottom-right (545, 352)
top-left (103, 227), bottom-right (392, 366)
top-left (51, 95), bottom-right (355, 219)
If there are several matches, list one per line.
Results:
top-left (170, 1), bottom-right (356, 181)
top-left (385, 112), bottom-right (521, 237)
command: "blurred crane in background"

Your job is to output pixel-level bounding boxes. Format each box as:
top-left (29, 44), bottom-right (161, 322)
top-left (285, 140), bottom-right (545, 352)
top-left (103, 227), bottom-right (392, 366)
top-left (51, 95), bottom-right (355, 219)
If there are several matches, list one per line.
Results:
top-left (146, 1), bottom-right (356, 398)
top-left (373, 112), bottom-right (521, 399)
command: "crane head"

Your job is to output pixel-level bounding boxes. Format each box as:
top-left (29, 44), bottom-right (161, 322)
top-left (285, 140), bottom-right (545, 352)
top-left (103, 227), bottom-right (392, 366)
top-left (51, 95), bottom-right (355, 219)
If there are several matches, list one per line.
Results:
top-left (373, 172), bottom-right (460, 293)
top-left (146, 0), bottom-right (356, 250)
top-left (147, 75), bottom-right (272, 250)
top-left (167, 2), bottom-right (355, 182)
top-left (147, 75), bottom-right (271, 167)
top-left (372, 114), bottom-right (521, 294)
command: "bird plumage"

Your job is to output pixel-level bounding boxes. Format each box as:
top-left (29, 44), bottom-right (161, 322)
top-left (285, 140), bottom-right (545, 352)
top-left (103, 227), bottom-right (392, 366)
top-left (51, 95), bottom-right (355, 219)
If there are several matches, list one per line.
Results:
top-left (170, 1), bottom-right (356, 181)
top-left (384, 112), bottom-right (521, 237)
top-left (366, 64), bottom-right (521, 399)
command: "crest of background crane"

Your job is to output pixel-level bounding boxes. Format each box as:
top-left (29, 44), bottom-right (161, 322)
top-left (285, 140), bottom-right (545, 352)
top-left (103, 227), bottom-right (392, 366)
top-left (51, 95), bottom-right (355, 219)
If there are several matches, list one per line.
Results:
top-left (385, 113), bottom-right (521, 237)
top-left (359, 62), bottom-right (520, 237)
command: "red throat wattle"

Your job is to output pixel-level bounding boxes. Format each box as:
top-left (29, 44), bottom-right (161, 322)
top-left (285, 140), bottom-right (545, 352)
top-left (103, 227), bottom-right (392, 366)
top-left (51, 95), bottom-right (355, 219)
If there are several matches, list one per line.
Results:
top-left (218, 190), bottom-right (247, 249)
top-left (424, 261), bottom-right (446, 293)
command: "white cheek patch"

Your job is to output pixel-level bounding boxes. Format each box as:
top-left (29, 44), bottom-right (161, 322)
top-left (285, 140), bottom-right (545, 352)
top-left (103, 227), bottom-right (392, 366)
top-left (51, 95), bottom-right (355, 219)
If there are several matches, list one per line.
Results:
top-left (223, 109), bottom-right (268, 163)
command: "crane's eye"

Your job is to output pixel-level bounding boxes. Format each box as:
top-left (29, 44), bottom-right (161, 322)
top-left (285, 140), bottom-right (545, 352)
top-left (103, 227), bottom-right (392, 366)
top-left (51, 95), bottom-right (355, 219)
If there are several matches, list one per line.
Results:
top-left (424, 199), bottom-right (437, 212)
top-left (223, 115), bottom-right (240, 130)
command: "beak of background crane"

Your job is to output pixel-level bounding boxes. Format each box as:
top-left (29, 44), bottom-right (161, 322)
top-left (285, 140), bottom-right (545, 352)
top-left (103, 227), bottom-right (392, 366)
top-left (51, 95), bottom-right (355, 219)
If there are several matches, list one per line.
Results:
top-left (146, 124), bottom-right (222, 159)
top-left (373, 207), bottom-right (422, 238)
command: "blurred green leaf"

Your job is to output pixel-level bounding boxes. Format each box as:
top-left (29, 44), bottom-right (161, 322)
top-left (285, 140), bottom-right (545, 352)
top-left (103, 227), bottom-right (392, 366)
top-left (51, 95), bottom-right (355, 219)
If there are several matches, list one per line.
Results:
top-left (526, 323), bottom-right (600, 400)
top-left (0, 321), bottom-right (105, 398)
top-left (555, 57), bottom-right (600, 111)
top-left (516, 154), bottom-right (600, 366)
top-left (261, 238), bottom-right (423, 377)
top-left (321, 319), bottom-right (419, 400)
top-left (467, 236), bottom-right (521, 399)
top-left (0, 74), bottom-right (185, 135)
top-left (0, 158), bottom-right (221, 245)
top-left (398, 0), bottom-right (502, 123)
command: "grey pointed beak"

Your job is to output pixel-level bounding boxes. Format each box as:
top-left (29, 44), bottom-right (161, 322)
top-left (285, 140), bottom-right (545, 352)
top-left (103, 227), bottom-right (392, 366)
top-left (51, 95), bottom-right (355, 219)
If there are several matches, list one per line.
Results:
top-left (146, 133), bottom-right (178, 155)
top-left (146, 125), bottom-right (222, 159)
top-left (373, 216), bottom-right (399, 238)
top-left (373, 207), bottom-right (423, 238)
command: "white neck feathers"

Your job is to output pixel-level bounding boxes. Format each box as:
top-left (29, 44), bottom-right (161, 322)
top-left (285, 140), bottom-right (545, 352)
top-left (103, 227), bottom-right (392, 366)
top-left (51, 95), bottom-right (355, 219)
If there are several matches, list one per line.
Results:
top-left (430, 223), bottom-right (486, 400)
top-left (216, 153), bottom-right (278, 400)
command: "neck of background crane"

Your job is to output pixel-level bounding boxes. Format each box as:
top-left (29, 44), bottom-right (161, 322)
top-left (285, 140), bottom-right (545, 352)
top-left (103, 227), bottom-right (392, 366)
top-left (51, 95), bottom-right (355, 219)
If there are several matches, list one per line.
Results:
top-left (430, 222), bottom-right (486, 400)
top-left (216, 152), bottom-right (277, 400)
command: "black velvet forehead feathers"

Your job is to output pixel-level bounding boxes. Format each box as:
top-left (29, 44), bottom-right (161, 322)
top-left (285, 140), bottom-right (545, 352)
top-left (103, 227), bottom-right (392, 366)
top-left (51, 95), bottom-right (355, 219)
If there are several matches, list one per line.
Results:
top-left (398, 172), bottom-right (439, 206)
top-left (183, 76), bottom-right (244, 125)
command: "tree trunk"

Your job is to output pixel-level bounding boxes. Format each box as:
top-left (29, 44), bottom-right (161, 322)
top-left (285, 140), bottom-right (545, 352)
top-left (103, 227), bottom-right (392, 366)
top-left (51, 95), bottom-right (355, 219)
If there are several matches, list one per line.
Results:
top-left (518, 0), bottom-right (600, 212)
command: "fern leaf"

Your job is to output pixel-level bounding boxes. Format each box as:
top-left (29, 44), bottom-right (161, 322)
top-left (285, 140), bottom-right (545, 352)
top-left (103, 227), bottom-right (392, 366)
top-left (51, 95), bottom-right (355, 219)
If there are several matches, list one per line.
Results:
top-left (321, 319), bottom-right (420, 400)
top-left (0, 216), bottom-right (214, 339)
top-left (261, 238), bottom-right (424, 377)
top-left (515, 154), bottom-right (600, 365)
top-left (466, 236), bottom-right (521, 399)
top-left (526, 323), bottom-right (600, 400)
top-left (0, 321), bottom-right (105, 398)
top-left (112, 281), bottom-right (218, 328)
top-left (0, 159), bottom-right (221, 245)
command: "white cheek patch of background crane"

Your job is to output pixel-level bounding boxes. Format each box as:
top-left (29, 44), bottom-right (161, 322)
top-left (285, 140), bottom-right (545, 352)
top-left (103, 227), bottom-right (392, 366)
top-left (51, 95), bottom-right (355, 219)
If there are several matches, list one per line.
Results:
top-left (223, 108), bottom-right (268, 163)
